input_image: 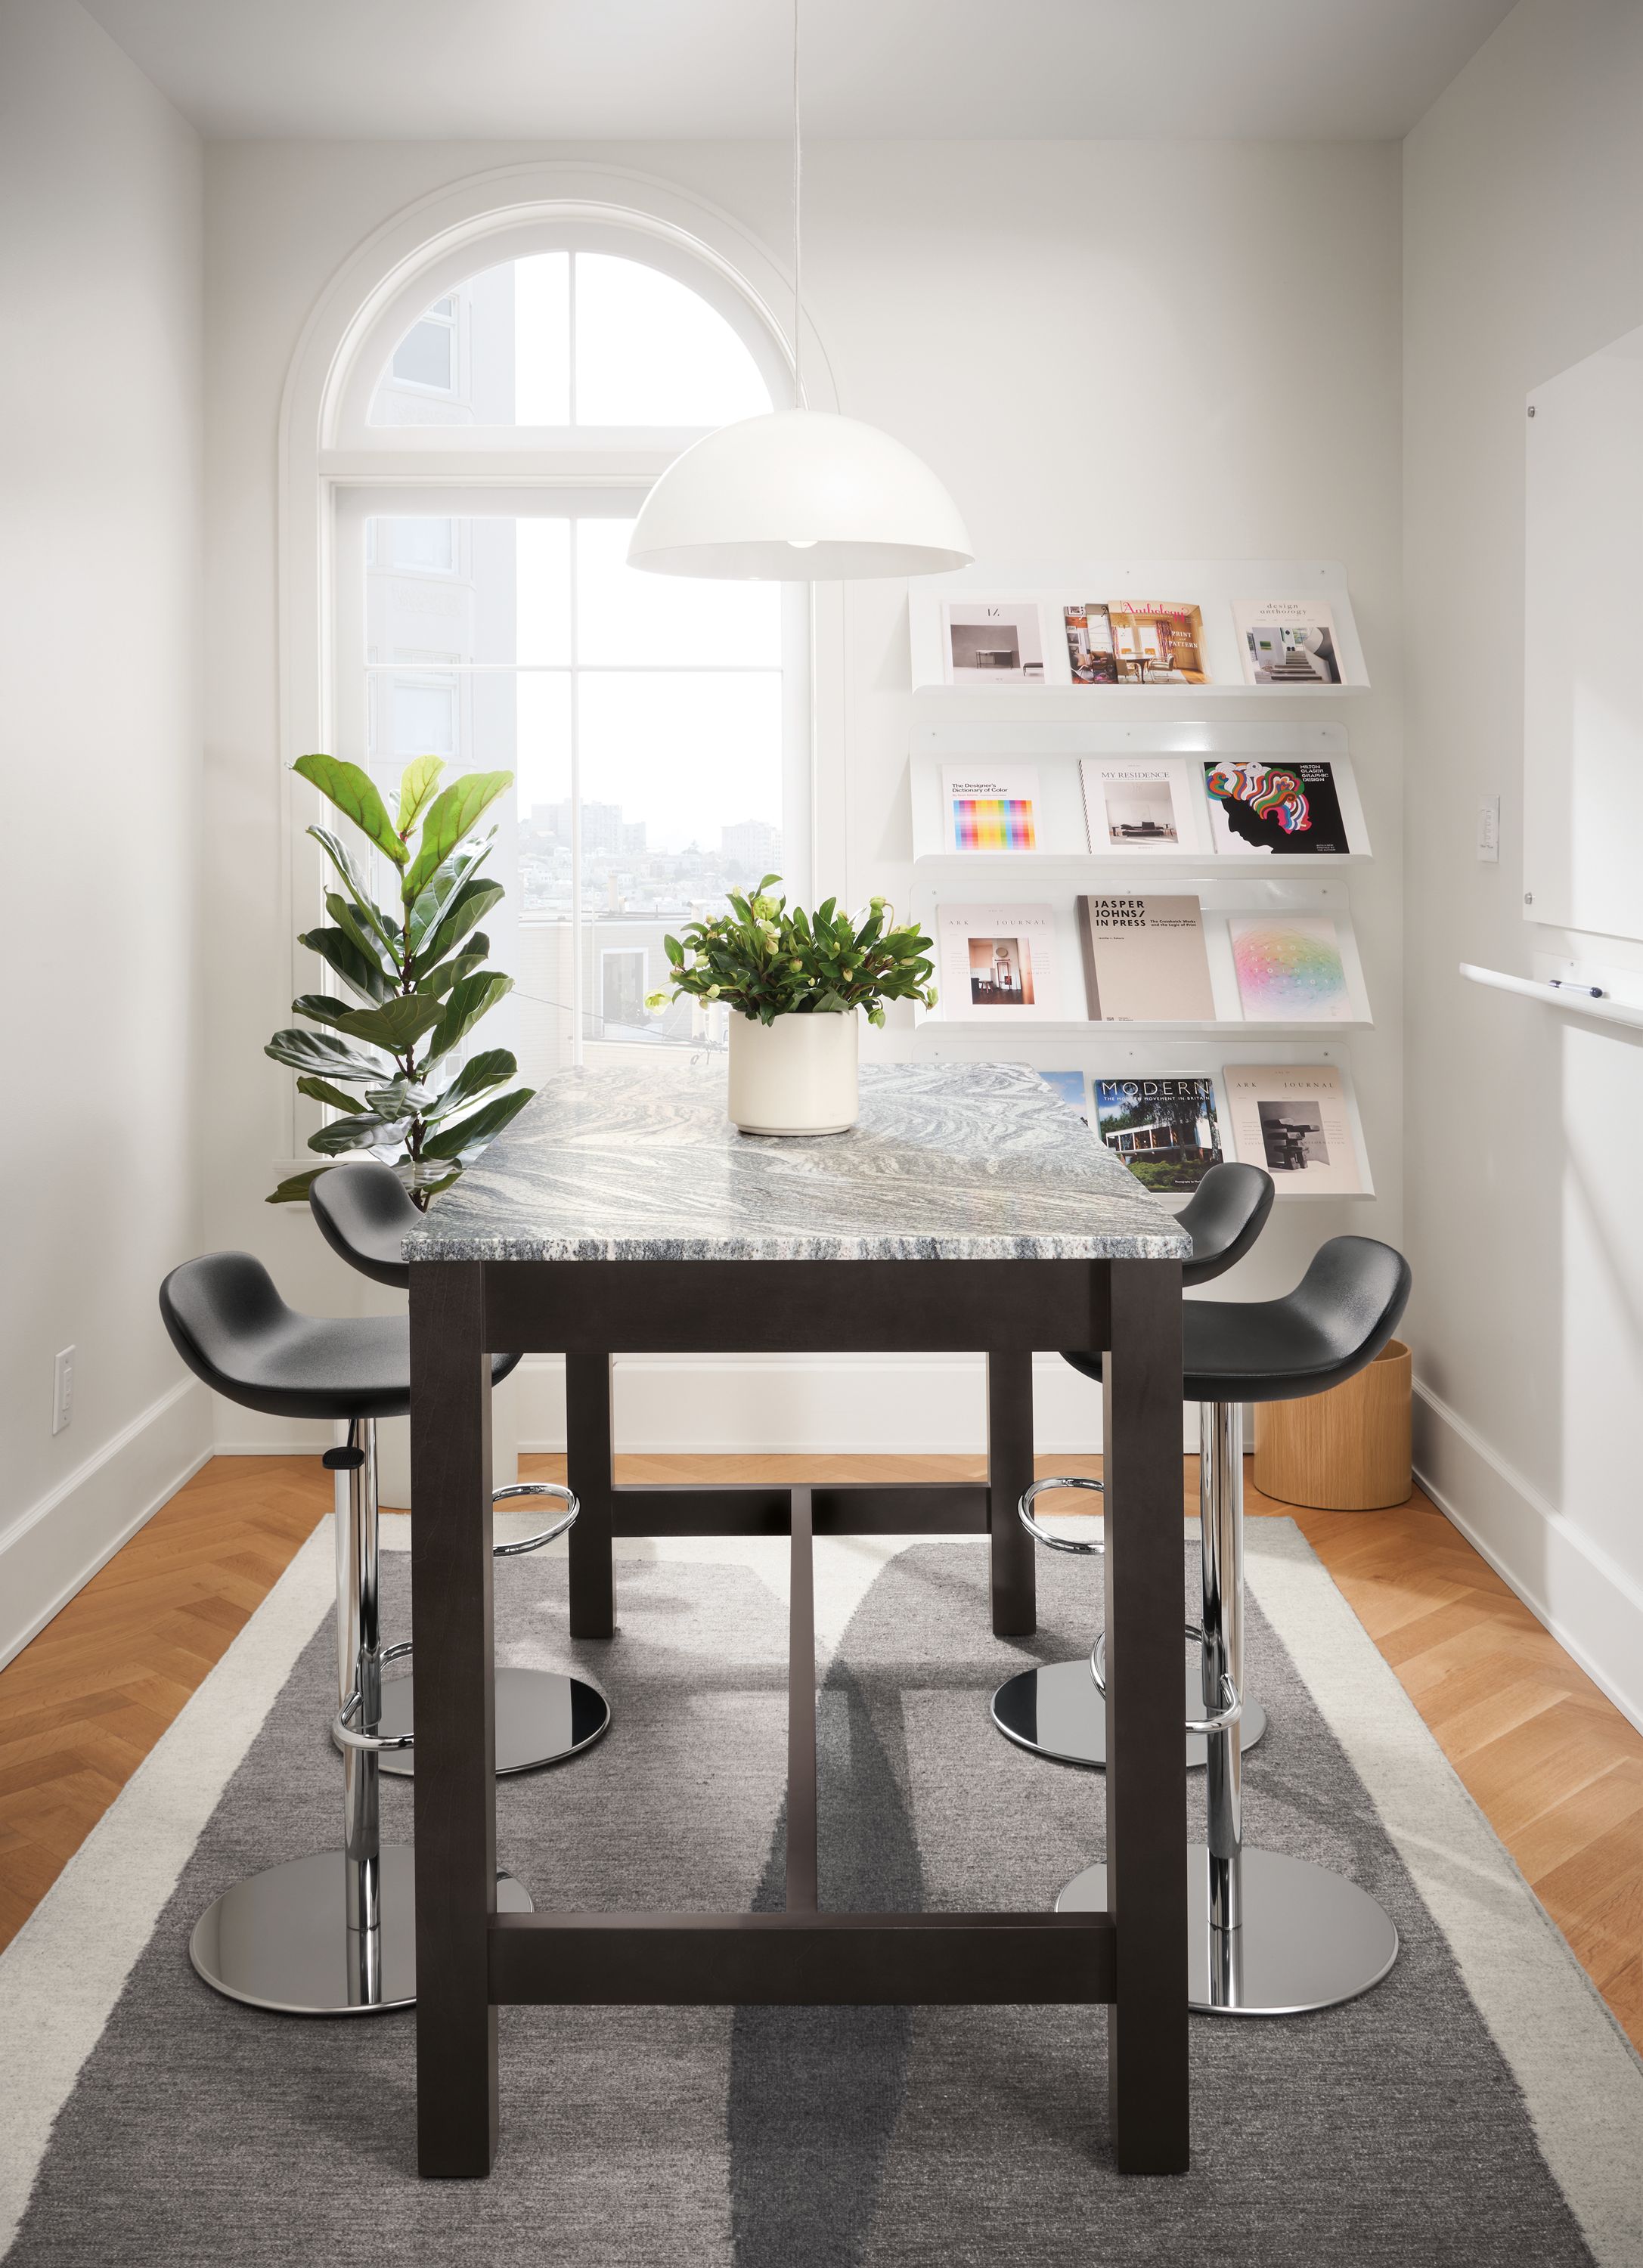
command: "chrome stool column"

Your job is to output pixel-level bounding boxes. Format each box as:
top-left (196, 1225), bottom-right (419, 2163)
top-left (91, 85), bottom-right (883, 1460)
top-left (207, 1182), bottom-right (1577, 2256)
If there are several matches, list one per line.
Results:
top-left (991, 1161), bottom-right (1275, 1771)
top-left (1056, 1236), bottom-right (1410, 2015)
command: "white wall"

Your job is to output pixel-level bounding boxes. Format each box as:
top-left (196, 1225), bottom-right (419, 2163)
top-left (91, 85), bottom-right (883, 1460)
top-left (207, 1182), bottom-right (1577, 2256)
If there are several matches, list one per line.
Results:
top-left (0, 0), bottom-right (207, 1662)
top-left (1403, 0), bottom-right (1643, 1729)
top-left (201, 135), bottom-right (1403, 1459)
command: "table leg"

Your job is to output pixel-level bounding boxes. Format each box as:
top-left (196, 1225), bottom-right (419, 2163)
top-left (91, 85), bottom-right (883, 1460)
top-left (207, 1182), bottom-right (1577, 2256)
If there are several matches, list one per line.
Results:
top-left (987, 1348), bottom-right (1036, 1637)
top-left (1103, 1258), bottom-right (1189, 2174)
top-left (411, 1262), bottom-right (498, 2178)
top-left (786, 1486), bottom-right (818, 1913)
top-left (566, 1349), bottom-right (615, 1640)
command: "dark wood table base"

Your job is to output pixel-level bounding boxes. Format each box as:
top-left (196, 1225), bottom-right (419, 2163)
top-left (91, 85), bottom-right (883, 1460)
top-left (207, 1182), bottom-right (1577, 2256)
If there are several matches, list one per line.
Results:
top-left (410, 1257), bottom-right (1189, 2181)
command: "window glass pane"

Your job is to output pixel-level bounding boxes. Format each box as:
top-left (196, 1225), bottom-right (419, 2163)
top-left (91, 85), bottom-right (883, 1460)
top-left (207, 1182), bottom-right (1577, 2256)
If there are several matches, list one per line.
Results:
top-left (517, 517), bottom-right (572, 666)
top-left (368, 514), bottom-right (560, 667)
top-left (574, 516), bottom-right (780, 668)
top-left (391, 317), bottom-right (454, 392)
top-left (578, 669), bottom-right (785, 894)
top-left (513, 253), bottom-right (570, 423)
top-left (574, 254), bottom-right (772, 426)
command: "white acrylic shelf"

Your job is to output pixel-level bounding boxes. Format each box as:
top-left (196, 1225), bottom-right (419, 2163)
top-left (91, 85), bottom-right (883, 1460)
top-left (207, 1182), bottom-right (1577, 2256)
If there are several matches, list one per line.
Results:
top-left (1460, 962), bottom-right (1643, 1033)
top-left (910, 720), bottom-right (1371, 869)
top-left (910, 559), bottom-right (1370, 699)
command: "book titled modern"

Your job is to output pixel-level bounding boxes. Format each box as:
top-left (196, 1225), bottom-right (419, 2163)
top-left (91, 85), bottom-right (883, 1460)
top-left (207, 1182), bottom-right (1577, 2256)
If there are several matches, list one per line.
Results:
top-left (1077, 894), bottom-right (1215, 1021)
top-left (940, 763), bottom-right (1041, 853)
top-left (1203, 759), bottom-right (1352, 856)
top-left (1232, 597), bottom-right (1343, 686)
top-left (937, 903), bottom-right (1061, 1020)
top-left (1080, 756), bottom-right (1199, 853)
top-left (1065, 600), bottom-right (1209, 686)
top-left (943, 600), bottom-right (1046, 684)
top-left (1223, 1063), bottom-right (1362, 1192)
top-left (1093, 1075), bottom-right (1223, 1194)
top-left (1228, 914), bottom-right (1353, 1021)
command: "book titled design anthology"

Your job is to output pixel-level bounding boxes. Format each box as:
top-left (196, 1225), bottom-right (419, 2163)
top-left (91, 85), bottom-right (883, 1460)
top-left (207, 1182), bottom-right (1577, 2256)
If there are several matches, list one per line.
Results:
top-left (1232, 598), bottom-right (1344, 686)
top-left (1093, 1076), bottom-right (1223, 1194)
top-left (940, 764), bottom-right (1041, 853)
top-left (1223, 1063), bottom-right (1362, 1193)
top-left (1228, 915), bottom-right (1353, 1022)
top-left (937, 903), bottom-right (1061, 1021)
top-left (1203, 760), bottom-right (1353, 856)
top-left (1081, 757), bottom-right (1200, 854)
top-left (1076, 894), bottom-right (1215, 1022)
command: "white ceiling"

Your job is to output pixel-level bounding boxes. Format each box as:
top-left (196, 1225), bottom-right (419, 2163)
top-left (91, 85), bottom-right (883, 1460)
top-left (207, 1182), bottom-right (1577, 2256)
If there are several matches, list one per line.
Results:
top-left (83, 0), bottom-right (1516, 142)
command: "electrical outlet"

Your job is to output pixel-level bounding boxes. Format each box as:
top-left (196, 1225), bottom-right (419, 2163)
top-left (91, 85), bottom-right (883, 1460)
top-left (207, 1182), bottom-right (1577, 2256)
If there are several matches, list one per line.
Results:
top-left (1477, 795), bottom-right (1501, 863)
top-left (52, 1346), bottom-right (74, 1436)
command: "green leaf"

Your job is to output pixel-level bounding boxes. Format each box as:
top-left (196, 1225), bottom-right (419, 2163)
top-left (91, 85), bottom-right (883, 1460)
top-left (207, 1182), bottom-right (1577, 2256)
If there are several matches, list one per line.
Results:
top-left (267, 1167), bottom-right (332, 1205)
top-left (395, 754), bottom-right (445, 838)
top-left (293, 754), bottom-right (407, 868)
top-left (420, 1086), bottom-right (534, 1161)
top-left (402, 772), bottom-right (513, 900)
top-left (324, 892), bottom-right (399, 982)
top-left (426, 968), bottom-right (513, 1061)
top-left (308, 1112), bottom-right (414, 1156)
top-left (298, 925), bottom-right (391, 1005)
top-left (265, 1027), bottom-right (392, 1082)
top-left (407, 841), bottom-right (493, 950)
top-left (414, 943), bottom-right (488, 1003)
top-left (309, 830), bottom-right (402, 956)
top-left (290, 993), bottom-right (357, 1030)
top-left (422, 1048), bottom-right (517, 1120)
top-left (364, 1077), bottom-right (436, 1117)
top-left (411, 878), bottom-right (505, 975)
top-left (296, 1074), bottom-right (365, 1114)
top-left (333, 996), bottom-right (446, 1054)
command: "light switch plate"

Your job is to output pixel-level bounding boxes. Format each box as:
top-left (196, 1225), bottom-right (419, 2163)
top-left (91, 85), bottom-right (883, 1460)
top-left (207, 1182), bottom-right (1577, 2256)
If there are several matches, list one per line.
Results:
top-left (1477, 794), bottom-right (1501, 863)
top-left (53, 1346), bottom-right (74, 1435)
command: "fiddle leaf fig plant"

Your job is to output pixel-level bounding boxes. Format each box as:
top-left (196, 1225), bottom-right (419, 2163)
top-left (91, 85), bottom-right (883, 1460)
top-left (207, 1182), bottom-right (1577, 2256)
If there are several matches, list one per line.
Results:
top-left (266, 754), bottom-right (534, 1210)
top-left (648, 876), bottom-right (938, 1028)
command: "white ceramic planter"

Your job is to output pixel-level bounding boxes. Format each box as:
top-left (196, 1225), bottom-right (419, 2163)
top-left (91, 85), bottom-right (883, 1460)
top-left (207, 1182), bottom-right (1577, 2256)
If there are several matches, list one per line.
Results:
top-left (727, 1009), bottom-right (860, 1136)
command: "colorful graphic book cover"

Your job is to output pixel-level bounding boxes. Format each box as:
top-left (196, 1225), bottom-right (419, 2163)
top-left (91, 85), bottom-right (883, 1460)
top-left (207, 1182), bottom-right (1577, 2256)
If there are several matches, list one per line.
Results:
top-left (1228, 914), bottom-right (1353, 1021)
top-left (1076, 894), bottom-right (1215, 1022)
top-left (1065, 600), bottom-right (1208, 686)
top-left (1093, 1075), bottom-right (1223, 1194)
top-left (1232, 598), bottom-right (1344, 686)
top-left (944, 600), bottom-right (1046, 684)
top-left (1037, 1070), bottom-right (1090, 1125)
top-left (1203, 760), bottom-right (1352, 856)
top-left (1080, 757), bottom-right (1199, 853)
top-left (937, 903), bottom-right (1061, 1020)
top-left (939, 764), bottom-right (1041, 853)
top-left (1223, 1063), bottom-right (1362, 1192)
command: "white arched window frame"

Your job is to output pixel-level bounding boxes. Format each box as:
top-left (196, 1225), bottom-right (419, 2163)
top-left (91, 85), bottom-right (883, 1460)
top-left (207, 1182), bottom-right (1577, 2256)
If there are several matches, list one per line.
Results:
top-left (277, 164), bottom-right (845, 1176)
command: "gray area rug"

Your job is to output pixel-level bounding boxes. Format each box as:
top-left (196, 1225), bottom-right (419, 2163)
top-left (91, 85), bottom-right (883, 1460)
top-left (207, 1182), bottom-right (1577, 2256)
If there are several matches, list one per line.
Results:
top-left (1, 1536), bottom-right (1605, 2265)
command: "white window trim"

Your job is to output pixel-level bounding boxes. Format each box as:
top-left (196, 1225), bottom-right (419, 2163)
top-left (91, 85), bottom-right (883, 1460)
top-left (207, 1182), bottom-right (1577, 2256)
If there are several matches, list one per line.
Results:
top-left (275, 160), bottom-right (849, 1172)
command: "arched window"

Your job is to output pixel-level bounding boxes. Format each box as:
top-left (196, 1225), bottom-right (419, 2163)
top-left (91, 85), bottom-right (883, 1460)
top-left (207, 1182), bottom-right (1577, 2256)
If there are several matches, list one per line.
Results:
top-left (322, 219), bottom-right (808, 1095)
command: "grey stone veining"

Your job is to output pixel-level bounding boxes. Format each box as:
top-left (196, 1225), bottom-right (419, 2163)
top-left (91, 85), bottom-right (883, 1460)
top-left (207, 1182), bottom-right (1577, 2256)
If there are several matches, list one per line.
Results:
top-left (403, 1057), bottom-right (1191, 1264)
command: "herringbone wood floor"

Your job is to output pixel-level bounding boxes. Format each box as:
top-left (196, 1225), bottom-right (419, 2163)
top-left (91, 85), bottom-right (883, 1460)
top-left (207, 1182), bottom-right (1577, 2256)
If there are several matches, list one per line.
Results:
top-left (1, 1452), bottom-right (1638, 2050)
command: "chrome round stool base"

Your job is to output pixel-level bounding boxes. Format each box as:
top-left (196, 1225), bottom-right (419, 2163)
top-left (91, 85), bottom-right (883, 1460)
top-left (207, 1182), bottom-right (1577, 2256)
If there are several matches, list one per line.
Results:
top-left (188, 1845), bottom-right (533, 2015)
top-left (1056, 1845), bottom-right (1398, 2015)
top-left (992, 1659), bottom-right (1268, 1771)
top-left (339, 1668), bottom-right (611, 1779)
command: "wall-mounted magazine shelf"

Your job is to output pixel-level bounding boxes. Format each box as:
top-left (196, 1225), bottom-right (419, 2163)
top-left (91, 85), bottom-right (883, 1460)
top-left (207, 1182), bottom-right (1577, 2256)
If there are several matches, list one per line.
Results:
top-left (910, 559), bottom-right (1369, 698)
top-left (911, 721), bottom-right (1371, 868)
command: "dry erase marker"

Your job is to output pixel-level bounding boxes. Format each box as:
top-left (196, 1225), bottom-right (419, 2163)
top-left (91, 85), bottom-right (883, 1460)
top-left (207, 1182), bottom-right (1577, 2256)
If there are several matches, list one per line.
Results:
top-left (1547, 978), bottom-right (1605, 998)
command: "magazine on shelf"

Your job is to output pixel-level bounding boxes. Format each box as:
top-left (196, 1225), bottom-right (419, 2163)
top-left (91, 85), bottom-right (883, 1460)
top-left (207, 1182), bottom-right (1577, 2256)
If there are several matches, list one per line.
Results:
top-left (936, 903), bottom-right (1061, 1020)
top-left (1093, 1075), bottom-right (1223, 1194)
top-left (1037, 1069), bottom-right (1090, 1125)
top-left (1228, 913), bottom-right (1354, 1022)
top-left (1202, 759), bottom-right (1352, 856)
top-left (1076, 894), bottom-right (1215, 1022)
top-left (1064, 600), bottom-right (1209, 686)
top-left (1223, 1063), bottom-right (1362, 1192)
top-left (1080, 756), bottom-right (1201, 854)
top-left (939, 763), bottom-right (1042, 853)
top-left (1232, 598), bottom-right (1343, 686)
top-left (943, 600), bottom-right (1046, 684)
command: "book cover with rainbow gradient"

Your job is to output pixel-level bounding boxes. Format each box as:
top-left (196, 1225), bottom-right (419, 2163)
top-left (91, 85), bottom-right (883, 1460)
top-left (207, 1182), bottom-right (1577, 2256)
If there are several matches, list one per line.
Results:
top-left (941, 764), bottom-right (1041, 853)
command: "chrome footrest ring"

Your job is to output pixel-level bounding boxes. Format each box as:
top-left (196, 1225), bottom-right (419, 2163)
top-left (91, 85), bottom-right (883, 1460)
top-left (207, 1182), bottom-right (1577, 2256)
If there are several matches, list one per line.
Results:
top-left (1089, 1627), bottom-right (1242, 1736)
top-left (1018, 1474), bottom-right (1105, 1555)
top-left (491, 1482), bottom-right (580, 1558)
top-left (334, 1640), bottom-right (415, 1752)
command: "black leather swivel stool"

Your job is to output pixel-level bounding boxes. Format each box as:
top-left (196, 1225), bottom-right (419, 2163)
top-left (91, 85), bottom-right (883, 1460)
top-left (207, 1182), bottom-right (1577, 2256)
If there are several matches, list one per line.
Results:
top-left (991, 1161), bottom-right (1276, 1771)
top-left (309, 1161), bottom-right (609, 1778)
top-left (159, 1254), bottom-right (539, 2013)
top-left (1057, 1234), bottom-right (1412, 2015)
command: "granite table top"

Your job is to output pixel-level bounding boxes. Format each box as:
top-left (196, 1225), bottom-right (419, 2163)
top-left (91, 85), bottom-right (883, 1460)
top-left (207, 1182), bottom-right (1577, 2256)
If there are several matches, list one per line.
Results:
top-left (404, 1057), bottom-right (1190, 1266)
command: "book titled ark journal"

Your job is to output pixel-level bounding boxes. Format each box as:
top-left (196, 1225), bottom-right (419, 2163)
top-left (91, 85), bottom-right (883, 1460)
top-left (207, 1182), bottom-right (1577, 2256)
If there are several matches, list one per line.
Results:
top-left (1076, 894), bottom-right (1215, 1022)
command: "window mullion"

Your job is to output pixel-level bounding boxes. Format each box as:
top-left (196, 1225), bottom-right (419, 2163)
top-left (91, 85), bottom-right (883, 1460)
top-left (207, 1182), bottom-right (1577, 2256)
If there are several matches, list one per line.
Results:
top-left (569, 512), bottom-right (584, 1070)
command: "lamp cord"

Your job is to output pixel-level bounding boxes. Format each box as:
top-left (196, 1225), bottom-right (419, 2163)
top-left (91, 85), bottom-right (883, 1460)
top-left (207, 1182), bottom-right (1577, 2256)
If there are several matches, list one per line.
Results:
top-left (792, 0), bottom-right (801, 409)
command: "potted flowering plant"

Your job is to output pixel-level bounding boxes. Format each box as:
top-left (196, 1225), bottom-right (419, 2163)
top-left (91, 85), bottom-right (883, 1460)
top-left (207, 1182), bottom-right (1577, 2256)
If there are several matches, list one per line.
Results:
top-left (648, 877), bottom-right (938, 1135)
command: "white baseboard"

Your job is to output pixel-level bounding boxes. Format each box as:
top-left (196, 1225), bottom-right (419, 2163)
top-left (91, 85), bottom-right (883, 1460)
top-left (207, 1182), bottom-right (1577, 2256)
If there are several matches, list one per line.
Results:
top-left (1413, 1378), bottom-right (1643, 1738)
top-left (0, 1378), bottom-right (213, 1671)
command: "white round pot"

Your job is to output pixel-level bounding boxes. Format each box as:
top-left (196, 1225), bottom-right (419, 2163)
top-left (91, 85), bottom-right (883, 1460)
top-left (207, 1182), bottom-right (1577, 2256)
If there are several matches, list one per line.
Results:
top-left (727, 1010), bottom-right (859, 1136)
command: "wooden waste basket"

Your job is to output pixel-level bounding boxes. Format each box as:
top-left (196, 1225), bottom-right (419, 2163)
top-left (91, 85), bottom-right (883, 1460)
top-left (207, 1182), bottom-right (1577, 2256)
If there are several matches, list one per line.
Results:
top-left (1253, 1339), bottom-right (1412, 1511)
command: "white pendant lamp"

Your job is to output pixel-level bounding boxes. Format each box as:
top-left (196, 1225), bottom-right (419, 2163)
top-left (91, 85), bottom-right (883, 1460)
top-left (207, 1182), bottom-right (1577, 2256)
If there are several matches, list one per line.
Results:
top-left (627, 0), bottom-right (972, 583)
